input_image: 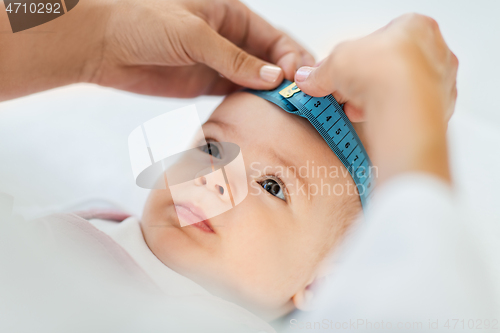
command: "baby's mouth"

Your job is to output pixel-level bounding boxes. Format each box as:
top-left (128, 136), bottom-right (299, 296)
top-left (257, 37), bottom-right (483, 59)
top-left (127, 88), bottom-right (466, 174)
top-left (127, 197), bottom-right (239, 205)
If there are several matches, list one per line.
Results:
top-left (174, 203), bottom-right (215, 233)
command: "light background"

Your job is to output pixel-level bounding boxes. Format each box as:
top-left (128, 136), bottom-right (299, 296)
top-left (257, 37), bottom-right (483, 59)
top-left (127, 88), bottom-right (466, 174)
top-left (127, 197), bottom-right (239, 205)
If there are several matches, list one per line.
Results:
top-left (0, 0), bottom-right (499, 223)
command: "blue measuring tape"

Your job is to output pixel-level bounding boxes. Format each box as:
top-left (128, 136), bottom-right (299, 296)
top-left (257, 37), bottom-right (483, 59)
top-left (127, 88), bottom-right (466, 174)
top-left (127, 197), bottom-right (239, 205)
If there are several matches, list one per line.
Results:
top-left (246, 80), bottom-right (374, 209)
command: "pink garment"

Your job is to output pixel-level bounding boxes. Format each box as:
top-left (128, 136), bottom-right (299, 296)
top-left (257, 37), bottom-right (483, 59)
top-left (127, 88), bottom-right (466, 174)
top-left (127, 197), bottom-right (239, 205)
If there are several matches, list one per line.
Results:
top-left (73, 208), bottom-right (132, 222)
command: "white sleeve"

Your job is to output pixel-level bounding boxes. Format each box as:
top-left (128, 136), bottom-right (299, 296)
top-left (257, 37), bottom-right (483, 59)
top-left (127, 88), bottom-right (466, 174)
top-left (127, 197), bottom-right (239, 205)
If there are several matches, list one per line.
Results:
top-left (292, 173), bottom-right (497, 332)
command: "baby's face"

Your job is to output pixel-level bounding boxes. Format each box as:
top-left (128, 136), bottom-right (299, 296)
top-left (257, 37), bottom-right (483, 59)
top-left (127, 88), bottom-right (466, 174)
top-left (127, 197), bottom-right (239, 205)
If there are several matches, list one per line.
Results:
top-left (141, 92), bottom-right (361, 319)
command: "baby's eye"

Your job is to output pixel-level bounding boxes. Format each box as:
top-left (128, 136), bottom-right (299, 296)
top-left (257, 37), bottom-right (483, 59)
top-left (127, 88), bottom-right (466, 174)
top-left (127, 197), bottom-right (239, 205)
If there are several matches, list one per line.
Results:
top-left (260, 179), bottom-right (285, 201)
top-left (199, 142), bottom-right (222, 159)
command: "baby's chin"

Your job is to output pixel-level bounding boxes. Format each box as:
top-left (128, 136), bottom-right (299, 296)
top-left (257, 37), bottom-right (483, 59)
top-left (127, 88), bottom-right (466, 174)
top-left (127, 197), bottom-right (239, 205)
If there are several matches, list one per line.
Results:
top-left (141, 192), bottom-right (293, 319)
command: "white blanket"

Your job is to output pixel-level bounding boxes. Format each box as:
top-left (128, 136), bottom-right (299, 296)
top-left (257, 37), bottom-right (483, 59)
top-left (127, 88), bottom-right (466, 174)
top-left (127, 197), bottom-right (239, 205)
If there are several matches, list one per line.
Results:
top-left (0, 212), bottom-right (275, 333)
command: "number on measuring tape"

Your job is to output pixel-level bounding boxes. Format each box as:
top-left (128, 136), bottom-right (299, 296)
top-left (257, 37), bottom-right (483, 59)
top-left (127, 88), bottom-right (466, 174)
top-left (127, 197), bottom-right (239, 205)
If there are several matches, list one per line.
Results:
top-left (246, 80), bottom-right (375, 209)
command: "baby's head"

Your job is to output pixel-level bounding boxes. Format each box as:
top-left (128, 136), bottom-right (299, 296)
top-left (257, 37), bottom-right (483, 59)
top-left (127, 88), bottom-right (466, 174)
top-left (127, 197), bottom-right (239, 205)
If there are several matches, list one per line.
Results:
top-left (141, 92), bottom-right (363, 319)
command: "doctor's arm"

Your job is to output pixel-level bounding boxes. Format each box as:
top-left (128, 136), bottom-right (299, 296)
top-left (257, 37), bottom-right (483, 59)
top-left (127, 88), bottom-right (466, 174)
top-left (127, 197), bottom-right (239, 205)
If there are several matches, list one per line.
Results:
top-left (0, 0), bottom-right (314, 102)
top-left (293, 13), bottom-right (495, 323)
top-left (296, 13), bottom-right (456, 185)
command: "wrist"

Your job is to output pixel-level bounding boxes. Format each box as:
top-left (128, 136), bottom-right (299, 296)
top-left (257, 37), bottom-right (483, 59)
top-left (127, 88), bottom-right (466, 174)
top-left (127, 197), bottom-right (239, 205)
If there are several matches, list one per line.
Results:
top-left (73, 0), bottom-right (115, 84)
top-left (367, 82), bottom-right (451, 184)
top-left (0, 0), bottom-right (113, 100)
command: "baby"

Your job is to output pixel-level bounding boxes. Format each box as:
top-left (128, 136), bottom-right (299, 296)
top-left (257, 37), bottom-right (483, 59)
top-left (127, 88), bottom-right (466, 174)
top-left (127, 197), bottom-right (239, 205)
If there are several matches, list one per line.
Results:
top-left (140, 91), bottom-right (365, 320)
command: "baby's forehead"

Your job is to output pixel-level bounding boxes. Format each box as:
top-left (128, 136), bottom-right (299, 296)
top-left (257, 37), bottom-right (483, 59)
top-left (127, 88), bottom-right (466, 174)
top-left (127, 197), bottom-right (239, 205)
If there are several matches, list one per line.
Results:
top-left (205, 91), bottom-right (345, 173)
top-left (208, 92), bottom-right (316, 140)
top-left (206, 92), bottom-right (362, 223)
top-left (207, 92), bottom-right (334, 155)
top-left (210, 92), bottom-right (284, 120)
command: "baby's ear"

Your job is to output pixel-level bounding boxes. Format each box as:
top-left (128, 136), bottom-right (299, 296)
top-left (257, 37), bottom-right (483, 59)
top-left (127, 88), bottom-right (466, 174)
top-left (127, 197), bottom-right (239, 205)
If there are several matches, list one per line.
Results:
top-left (292, 280), bottom-right (315, 311)
top-left (292, 260), bottom-right (332, 312)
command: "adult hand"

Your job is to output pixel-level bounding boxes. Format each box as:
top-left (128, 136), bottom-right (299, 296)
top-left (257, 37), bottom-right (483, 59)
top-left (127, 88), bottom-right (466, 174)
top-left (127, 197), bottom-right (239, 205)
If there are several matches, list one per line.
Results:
top-left (294, 14), bottom-right (458, 183)
top-left (92, 0), bottom-right (315, 97)
top-left (0, 0), bottom-right (314, 100)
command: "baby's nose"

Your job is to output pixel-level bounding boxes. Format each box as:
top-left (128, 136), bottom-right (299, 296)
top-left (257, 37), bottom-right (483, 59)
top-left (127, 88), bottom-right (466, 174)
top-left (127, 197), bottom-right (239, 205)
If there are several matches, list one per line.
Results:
top-left (195, 175), bottom-right (225, 195)
top-left (194, 168), bottom-right (231, 202)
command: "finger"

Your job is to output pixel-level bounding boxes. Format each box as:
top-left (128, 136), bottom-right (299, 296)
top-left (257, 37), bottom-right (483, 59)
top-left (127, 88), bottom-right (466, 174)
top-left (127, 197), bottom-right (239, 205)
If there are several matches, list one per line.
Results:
top-left (100, 64), bottom-right (240, 97)
top-left (185, 18), bottom-right (284, 90)
top-left (294, 49), bottom-right (366, 122)
top-left (270, 33), bottom-right (315, 80)
top-left (207, 1), bottom-right (314, 80)
top-left (302, 50), bottom-right (316, 68)
top-left (276, 52), bottom-right (300, 81)
top-left (294, 64), bottom-right (335, 97)
top-left (294, 40), bottom-right (360, 98)
top-left (318, 86), bottom-right (366, 123)
top-left (343, 102), bottom-right (366, 123)
top-left (206, 76), bottom-right (242, 95)
top-left (445, 83), bottom-right (457, 122)
top-left (313, 58), bottom-right (326, 68)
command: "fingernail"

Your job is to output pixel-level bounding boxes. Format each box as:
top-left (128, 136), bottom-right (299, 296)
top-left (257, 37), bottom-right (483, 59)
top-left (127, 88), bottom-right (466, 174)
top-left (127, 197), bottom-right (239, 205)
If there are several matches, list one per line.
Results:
top-left (295, 66), bottom-right (314, 82)
top-left (260, 65), bottom-right (281, 83)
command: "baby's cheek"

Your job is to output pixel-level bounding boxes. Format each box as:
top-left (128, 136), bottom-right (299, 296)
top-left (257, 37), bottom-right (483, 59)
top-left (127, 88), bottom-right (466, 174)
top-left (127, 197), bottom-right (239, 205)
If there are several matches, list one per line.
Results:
top-left (142, 190), bottom-right (168, 221)
top-left (225, 258), bottom-right (292, 310)
top-left (225, 214), bottom-right (296, 302)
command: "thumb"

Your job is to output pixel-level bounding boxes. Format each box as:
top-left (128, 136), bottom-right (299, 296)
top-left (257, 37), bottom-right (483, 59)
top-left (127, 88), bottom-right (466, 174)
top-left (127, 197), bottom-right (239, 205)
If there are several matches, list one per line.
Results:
top-left (294, 64), bottom-right (336, 97)
top-left (295, 55), bottom-right (367, 122)
top-left (294, 48), bottom-right (349, 97)
top-left (186, 19), bottom-right (284, 90)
